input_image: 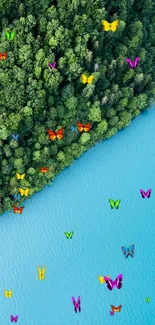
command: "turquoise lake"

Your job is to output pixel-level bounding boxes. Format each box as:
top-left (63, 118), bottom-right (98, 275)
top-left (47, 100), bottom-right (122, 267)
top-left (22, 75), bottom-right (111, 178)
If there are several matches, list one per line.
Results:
top-left (1, 107), bottom-right (155, 325)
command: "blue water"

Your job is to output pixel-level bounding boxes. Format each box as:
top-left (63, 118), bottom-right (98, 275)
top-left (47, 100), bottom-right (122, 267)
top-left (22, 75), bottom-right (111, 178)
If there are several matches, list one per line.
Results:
top-left (1, 107), bottom-right (155, 325)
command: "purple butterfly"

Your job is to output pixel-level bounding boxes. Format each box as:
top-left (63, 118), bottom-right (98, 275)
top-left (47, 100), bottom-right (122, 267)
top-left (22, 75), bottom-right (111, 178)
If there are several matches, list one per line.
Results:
top-left (104, 274), bottom-right (122, 290)
top-left (48, 62), bottom-right (56, 69)
top-left (140, 189), bottom-right (152, 198)
top-left (10, 315), bottom-right (18, 322)
top-left (126, 57), bottom-right (140, 68)
top-left (110, 311), bottom-right (114, 316)
top-left (72, 296), bottom-right (81, 313)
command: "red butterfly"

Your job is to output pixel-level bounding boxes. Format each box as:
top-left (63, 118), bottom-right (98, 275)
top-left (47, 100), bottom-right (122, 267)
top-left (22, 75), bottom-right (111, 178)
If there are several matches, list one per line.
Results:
top-left (0, 52), bottom-right (7, 60)
top-left (40, 167), bottom-right (49, 173)
top-left (77, 122), bottom-right (91, 132)
top-left (13, 205), bottom-right (24, 214)
top-left (47, 128), bottom-right (64, 140)
top-left (111, 305), bottom-right (122, 312)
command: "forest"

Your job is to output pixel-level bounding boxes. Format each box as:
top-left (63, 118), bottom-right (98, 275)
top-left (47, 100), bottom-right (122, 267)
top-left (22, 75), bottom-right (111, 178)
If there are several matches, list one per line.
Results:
top-left (0, 0), bottom-right (155, 214)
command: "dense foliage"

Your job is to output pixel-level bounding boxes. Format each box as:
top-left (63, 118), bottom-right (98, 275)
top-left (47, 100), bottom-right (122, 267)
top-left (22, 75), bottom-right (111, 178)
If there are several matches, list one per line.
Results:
top-left (0, 0), bottom-right (155, 214)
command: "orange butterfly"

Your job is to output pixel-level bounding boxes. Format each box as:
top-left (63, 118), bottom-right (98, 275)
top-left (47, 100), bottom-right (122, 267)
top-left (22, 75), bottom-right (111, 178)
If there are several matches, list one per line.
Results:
top-left (40, 167), bottom-right (49, 173)
top-left (77, 122), bottom-right (91, 133)
top-left (47, 128), bottom-right (64, 140)
top-left (0, 52), bottom-right (7, 60)
top-left (13, 205), bottom-right (24, 214)
top-left (111, 305), bottom-right (122, 312)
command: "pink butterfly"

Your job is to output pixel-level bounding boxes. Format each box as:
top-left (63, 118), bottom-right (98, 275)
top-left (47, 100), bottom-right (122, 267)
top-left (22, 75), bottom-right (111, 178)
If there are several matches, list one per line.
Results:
top-left (10, 315), bottom-right (18, 322)
top-left (104, 274), bottom-right (122, 290)
top-left (140, 189), bottom-right (152, 198)
top-left (48, 62), bottom-right (56, 69)
top-left (72, 296), bottom-right (81, 313)
top-left (126, 57), bottom-right (140, 68)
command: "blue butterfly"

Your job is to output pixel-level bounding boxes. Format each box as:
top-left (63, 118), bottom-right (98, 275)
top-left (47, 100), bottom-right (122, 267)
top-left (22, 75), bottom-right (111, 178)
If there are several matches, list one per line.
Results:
top-left (12, 134), bottom-right (19, 141)
top-left (121, 245), bottom-right (135, 258)
top-left (71, 126), bottom-right (78, 133)
top-left (13, 193), bottom-right (21, 201)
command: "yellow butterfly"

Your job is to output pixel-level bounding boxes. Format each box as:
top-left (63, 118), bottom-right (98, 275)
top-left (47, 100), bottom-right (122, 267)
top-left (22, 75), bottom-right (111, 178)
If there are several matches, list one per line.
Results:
top-left (81, 74), bottom-right (94, 84)
top-left (102, 20), bottom-right (119, 32)
top-left (16, 173), bottom-right (25, 180)
top-left (38, 266), bottom-right (46, 280)
top-left (4, 290), bottom-right (13, 298)
top-left (19, 188), bottom-right (30, 196)
top-left (98, 275), bottom-right (110, 284)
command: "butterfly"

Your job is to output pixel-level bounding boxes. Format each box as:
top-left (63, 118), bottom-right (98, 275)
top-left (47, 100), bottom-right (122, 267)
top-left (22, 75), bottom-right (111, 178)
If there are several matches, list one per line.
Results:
top-left (72, 296), bottom-right (81, 313)
top-left (40, 167), bottom-right (49, 173)
top-left (109, 199), bottom-right (121, 209)
top-left (0, 52), bottom-right (7, 60)
top-left (4, 290), bottom-right (12, 298)
top-left (13, 205), bottom-right (24, 214)
top-left (16, 173), bottom-right (25, 180)
top-left (145, 297), bottom-right (150, 303)
top-left (121, 245), bottom-right (135, 258)
top-left (19, 188), bottom-right (30, 196)
top-left (104, 274), bottom-right (122, 290)
top-left (12, 134), bottom-right (19, 141)
top-left (140, 189), bottom-right (152, 198)
top-left (102, 20), bottom-right (119, 32)
top-left (81, 74), bottom-right (94, 84)
top-left (38, 266), bottom-right (46, 280)
top-left (13, 194), bottom-right (21, 201)
top-left (5, 31), bottom-right (15, 40)
top-left (10, 315), bottom-right (18, 322)
top-left (48, 62), bottom-right (56, 69)
top-left (111, 305), bottom-right (122, 312)
top-left (110, 311), bottom-right (114, 316)
top-left (64, 231), bottom-right (74, 239)
top-left (77, 122), bottom-right (91, 133)
top-left (98, 275), bottom-right (110, 284)
top-left (126, 57), bottom-right (140, 68)
top-left (71, 126), bottom-right (78, 133)
top-left (47, 128), bottom-right (64, 141)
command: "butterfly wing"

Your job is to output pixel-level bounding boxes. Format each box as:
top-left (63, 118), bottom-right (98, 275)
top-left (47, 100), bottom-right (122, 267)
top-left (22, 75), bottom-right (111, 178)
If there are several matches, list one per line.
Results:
top-left (18, 206), bottom-right (24, 214)
top-left (116, 274), bottom-right (122, 289)
top-left (146, 189), bottom-right (152, 198)
top-left (83, 123), bottom-right (91, 132)
top-left (13, 205), bottom-right (18, 213)
top-left (64, 232), bottom-right (70, 238)
top-left (115, 199), bottom-right (121, 209)
top-left (109, 199), bottom-right (115, 209)
top-left (104, 277), bottom-right (114, 290)
top-left (19, 188), bottom-right (24, 196)
top-left (134, 57), bottom-right (140, 68)
top-left (69, 231), bottom-right (74, 238)
top-left (121, 246), bottom-right (128, 257)
top-left (140, 189), bottom-right (146, 198)
top-left (98, 276), bottom-right (105, 284)
top-left (102, 20), bottom-right (110, 31)
top-left (126, 58), bottom-right (134, 68)
top-left (111, 20), bottom-right (119, 32)
top-left (87, 75), bottom-right (94, 84)
top-left (81, 74), bottom-right (88, 84)
top-left (129, 244), bottom-right (135, 257)
top-left (77, 122), bottom-right (84, 132)
top-left (111, 305), bottom-right (117, 312)
top-left (77, 296), bottom-right (81, 312)
top-left (56, 127), bottom-right (64, 140)
top-left (5, 31), bottom-right (11, 39)
top-left (24, 188), bottom-right (30, 196)
top-left (10, 31), bottom-right (15, 40)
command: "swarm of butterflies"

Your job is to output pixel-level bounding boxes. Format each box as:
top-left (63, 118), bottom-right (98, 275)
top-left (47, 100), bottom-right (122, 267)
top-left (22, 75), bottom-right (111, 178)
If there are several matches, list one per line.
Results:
top-left (3, 17), bottom-right (149, 320)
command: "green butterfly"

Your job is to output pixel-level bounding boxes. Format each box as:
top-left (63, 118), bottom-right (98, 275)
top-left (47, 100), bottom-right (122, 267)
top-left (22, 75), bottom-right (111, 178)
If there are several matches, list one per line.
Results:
top-left (109, 199), bottom-right (121, 209)
top-left (5, 31), bottom-right (15, 40)
top-left (145, 297), bottom-right (150, 303)
top-left (64, 231), bottom-right (74, 239)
